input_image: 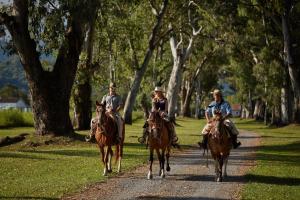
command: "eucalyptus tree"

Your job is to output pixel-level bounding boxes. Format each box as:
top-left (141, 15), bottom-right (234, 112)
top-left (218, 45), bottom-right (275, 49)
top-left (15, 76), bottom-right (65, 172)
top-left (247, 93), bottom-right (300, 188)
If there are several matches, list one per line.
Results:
top-left (166, 1), bottom-right (203, 121)
top-left (0, 0), bottom-right (95, 135)
top-left (123, 0), bottom-right (169, 124)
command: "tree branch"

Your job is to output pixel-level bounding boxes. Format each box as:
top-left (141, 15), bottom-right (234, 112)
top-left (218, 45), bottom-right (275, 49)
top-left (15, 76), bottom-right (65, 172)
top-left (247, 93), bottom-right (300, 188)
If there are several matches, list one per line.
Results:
top-left (149, 0), bottom-right (159, 16)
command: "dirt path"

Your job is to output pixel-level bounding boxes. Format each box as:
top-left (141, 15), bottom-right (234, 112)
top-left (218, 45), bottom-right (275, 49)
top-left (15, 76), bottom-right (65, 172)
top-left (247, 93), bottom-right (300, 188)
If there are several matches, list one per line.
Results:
top-left (63, 130), bottom-right (260, 200)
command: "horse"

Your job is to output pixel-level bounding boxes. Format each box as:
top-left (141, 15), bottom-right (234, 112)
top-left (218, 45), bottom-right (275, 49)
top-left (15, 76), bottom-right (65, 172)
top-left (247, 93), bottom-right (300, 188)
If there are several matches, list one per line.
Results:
top-left (94, 101), bottom-right (125, 176)
top-left (207, 111), bottom-right (232, 182)
top-left (146, 111), bottom-right (172, 179)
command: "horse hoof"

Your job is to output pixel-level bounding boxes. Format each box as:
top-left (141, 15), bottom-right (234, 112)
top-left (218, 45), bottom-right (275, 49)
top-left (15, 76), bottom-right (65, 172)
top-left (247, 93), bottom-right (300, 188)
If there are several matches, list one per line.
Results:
top-left (107, 169), bottom-right (112, 173)
top-left (166, 166), bottom-right (171, 172)
top-left (147, 172), bottom-right (153, 180)
top-left (216, 177), bottom-right (222, 182)
top-left (161, 173), bottom-right (165, 178)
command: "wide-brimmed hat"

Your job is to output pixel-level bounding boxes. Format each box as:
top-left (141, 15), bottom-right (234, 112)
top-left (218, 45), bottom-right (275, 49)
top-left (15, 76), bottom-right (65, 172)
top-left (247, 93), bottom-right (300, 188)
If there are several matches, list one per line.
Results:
top-left (210, 89), bottom-right (222, 95)
top-left (109, 82), bottom-right (117, 88)
top-left (154, 86), bottom-right (164, 92)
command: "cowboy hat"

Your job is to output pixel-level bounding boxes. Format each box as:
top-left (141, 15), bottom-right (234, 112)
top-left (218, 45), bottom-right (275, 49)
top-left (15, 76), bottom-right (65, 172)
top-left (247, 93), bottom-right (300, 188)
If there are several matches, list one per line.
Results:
top-left (109, 82), bottom-right (117, 88)
top-left (154, 86), bottom-right (164, 92)
top-left (210, 89), bottom-right (222, 95)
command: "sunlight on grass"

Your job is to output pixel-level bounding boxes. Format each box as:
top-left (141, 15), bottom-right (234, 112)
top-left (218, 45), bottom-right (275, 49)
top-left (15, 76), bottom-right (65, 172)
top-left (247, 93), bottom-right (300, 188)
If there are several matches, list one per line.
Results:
top-left (0, 114), bottom-right (206, 199)
top-left (236, 120), bottom-right (300, 200)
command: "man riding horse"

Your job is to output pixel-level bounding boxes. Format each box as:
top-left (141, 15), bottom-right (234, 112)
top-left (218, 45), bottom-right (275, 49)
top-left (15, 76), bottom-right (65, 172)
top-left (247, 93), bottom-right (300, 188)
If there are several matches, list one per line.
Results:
top-left (198, 89), bottom-right (241, 149)
top-left (86, 82), bottom-right (124, 144)
top-left (139, 86), bottom-right (178, 146)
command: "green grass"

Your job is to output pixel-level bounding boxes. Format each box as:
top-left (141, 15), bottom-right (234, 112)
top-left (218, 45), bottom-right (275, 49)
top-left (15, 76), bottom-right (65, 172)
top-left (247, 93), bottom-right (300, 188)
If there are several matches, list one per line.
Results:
top-left (0, 114), bottom-right (204, 200)
top-left (236, 119), bottom-right (300, 200)
top-left (0, 110), bottom-right (34, 128)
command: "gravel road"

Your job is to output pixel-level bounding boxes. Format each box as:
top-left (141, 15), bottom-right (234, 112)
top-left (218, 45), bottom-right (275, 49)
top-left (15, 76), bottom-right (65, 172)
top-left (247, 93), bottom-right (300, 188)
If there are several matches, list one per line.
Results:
top-left (62, 130), bottom-right (260, 200)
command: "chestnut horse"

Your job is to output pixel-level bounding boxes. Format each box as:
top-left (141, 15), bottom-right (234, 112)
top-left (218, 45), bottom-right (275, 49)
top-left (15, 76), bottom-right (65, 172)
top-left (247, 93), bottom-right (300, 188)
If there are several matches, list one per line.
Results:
top-left (146, 111), bottom-right (171, 179)
top-left (207, 111), bottom-right (232, 182)
top-left (94, 101), bottom-right (125, 176)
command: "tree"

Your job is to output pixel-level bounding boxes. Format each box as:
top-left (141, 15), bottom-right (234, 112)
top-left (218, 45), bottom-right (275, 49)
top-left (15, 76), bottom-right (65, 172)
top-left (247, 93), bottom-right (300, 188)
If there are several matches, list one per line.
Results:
top-left (0, 0), bottom-right (94, 135)
top-left (123, 0), bottom-right (169, 124)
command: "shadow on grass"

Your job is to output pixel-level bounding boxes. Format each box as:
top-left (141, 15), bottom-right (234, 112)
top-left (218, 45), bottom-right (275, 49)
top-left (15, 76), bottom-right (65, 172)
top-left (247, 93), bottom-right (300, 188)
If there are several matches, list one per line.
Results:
top-left (0, 196), bottom-right (58, 200)
top-left (259, 141), bottom-right (300, 153)
top-left (245, 174), bottom-right (300, 186)
top-left (0, 151), bottom-right (53, 160)
top-left (137, 196), bottom-right (226, 200)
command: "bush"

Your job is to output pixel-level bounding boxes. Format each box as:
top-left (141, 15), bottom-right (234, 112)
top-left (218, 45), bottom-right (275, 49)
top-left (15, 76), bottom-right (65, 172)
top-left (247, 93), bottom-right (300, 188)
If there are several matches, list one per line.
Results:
top-left (0, 110), bottom-right (33, 128)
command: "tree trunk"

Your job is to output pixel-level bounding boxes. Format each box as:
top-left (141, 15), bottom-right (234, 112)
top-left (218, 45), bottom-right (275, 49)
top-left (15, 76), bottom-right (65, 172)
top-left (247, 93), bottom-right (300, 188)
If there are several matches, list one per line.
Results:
top-left (281, 68), bottom-right (291, 124)
top-left (247, 89), bottom-right (253, 118)
top-left (253, 99), bottom-right (264, 120)
top-left (282, 1), bottom-right (300, 123)
top-left (182, 80), bottom-right (194, 117)
top-left (72, 7), bottom-right (97, 130)
top-left (123, 0), bottom-right (169, 124)
top-left (1, 1), bottom-right (86, 135)
top-left (167, 57), bottom-right (183, 122)
top-left (73, 79), bottom-right (92, 130)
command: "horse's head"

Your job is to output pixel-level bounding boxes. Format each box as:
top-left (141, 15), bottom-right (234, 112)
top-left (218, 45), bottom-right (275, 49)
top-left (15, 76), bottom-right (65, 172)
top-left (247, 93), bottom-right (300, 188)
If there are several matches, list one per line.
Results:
top-left (148, 111), bottom-right (163, 139)
top-left (210, 109), bottom-right (225, 138)
top-left (95, 101), bottom-right (107, 131)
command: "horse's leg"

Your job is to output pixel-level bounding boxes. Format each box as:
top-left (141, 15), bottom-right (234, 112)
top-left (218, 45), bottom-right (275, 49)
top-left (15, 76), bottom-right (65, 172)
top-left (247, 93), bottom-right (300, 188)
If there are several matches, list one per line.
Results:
top-left (103, 147), bottom-right (109, 176)
top-left (214, 159), bottom-right (219, 181)
top-left (99, 145), bottom-right (105, 173)
top-left (147, 148), bottom-right (154, 180)
top-left (117, 144), bottom-right (123, 173)
top-left (216, 156), bottom-right (223, 182)
top-left (223, 156), bottom-right (228, 178)
top-left (156, 148), bottom-right (162, 176)
top-left (107, 146), bottom-right (113, 173)
top-left (160, 148), bottom-right (166, 178)
top-left (166, 146), bottom-right (171, 172)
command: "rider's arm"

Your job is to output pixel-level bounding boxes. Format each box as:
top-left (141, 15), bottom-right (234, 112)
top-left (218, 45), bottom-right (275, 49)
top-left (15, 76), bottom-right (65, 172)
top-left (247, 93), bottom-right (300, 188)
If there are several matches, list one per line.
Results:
top-left (224, 102), bottom-right (232, 119)
top-left (116, 96), bottom-right (123, 112)
top-left (205, 111), bottom-right (210, 123)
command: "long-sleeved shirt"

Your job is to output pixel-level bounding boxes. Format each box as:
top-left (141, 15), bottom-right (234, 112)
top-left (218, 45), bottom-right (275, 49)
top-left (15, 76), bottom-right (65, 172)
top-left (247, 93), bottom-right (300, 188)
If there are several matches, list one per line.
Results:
top-left (205, 100), bottom-right (232, 117)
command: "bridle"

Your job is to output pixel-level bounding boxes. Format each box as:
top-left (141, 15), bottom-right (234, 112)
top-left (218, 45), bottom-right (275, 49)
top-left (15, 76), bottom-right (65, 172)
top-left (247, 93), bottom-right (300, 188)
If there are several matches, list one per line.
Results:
top-left (96, 104), bottom-right (108, 135)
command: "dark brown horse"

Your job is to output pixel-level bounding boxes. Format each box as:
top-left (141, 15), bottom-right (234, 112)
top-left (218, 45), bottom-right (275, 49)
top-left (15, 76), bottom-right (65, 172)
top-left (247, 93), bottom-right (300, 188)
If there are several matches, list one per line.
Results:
top-left (207, 111), bottom-right (232, 182)
top-left (94, 101), bottom-right (125, 176)
top-left (146, 111), bottom-right (171, 179)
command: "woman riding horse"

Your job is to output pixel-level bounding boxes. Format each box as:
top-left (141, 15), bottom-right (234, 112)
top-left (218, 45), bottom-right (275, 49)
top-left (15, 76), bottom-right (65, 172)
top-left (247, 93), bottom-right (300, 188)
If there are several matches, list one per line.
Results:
top-left (139, 86), bottom-right (178, 146)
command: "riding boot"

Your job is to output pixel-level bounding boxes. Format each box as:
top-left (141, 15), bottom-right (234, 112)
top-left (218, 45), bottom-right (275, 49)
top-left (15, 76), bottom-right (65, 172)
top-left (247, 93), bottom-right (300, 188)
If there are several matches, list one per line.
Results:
top-left (198, 134), bottom-right (208, 149)
top-left (231, 134), bottom-right (241, 149)
top-left (138, 122), bottom-right (149, 144)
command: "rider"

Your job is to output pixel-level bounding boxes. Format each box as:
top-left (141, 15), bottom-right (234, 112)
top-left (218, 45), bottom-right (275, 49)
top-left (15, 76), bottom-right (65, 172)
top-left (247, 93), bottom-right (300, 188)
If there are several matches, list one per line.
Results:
top-left (139, 86), bottom-right (178, 145)
top-left (86, 82), bottom-right (124, 143)
top-left (198, 89), bottom-right (241, 149)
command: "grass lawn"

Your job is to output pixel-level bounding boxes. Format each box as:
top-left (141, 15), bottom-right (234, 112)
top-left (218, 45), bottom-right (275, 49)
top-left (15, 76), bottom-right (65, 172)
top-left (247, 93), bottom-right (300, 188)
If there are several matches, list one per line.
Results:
top-left (0, 115), bottom-right (205, 200)
top-left (236, 120), bottom-right (300, 200)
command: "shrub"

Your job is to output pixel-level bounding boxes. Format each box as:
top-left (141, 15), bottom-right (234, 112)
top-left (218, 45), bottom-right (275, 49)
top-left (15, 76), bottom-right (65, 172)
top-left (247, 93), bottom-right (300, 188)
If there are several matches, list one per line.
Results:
top-left (0, 110), bottom-right (33, 128)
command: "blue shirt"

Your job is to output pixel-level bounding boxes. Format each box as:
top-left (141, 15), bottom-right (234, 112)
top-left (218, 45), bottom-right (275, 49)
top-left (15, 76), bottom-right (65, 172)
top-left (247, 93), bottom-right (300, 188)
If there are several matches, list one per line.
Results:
top-left (205, 100), bottom-right (232, 117)
top-left (101, 94), bottom-right (123, 113)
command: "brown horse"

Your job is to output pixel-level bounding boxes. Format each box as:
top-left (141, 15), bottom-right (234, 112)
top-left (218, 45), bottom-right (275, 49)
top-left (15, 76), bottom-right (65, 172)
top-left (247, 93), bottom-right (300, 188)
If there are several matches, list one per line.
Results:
top-left (146, 111), bottom-right (171, 179)
top-left (94, 101), bottom-right (125, 176)
top-left (207, 111), bottom-right (232, 182)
